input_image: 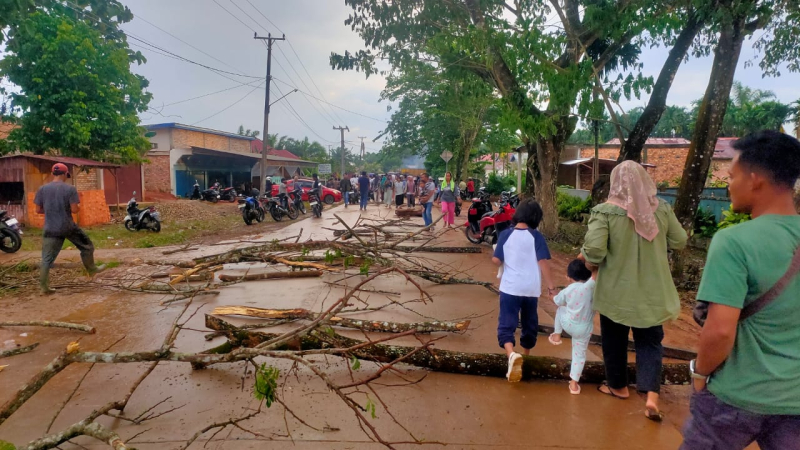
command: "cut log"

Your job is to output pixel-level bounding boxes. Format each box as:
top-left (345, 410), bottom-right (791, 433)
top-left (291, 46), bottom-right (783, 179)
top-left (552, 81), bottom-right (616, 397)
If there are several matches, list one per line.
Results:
top-left (0, 343), bottom-right (40, 358)
top-left (395, 207), bottom-right (423, 218)
top-left (537, 325), bottom-right (697, 361)
top-left (204, 315), bottom-right (690, 384)
top-left (210, 307), bottom-right (471, 334)
top-left (266, 256), bottom-right (340, 272)
top-left (217, 270), bottom-right (323, 282)
top-left (0, 321), bottom-right (96, 334)
top-left (394, 246), bottom-right (482, 254)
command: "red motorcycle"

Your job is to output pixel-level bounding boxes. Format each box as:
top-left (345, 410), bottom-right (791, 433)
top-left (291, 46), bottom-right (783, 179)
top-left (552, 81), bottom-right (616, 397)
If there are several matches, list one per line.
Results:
top-left (464, 188), bottom-right (516, 245)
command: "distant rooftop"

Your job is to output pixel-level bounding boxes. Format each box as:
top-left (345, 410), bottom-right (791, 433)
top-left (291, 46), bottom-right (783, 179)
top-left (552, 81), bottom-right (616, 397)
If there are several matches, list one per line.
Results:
top-left (713, 137), bottom-right (739, 160)
top-left (605, 137), bottom-right (691, 146)
top-left (145, 123), bottom-right (256, 141)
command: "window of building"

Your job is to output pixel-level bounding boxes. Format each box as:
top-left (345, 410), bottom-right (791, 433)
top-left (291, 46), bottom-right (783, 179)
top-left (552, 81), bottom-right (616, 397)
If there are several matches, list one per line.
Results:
top-left (0, 182), bottom-right (24, 204)
top-left (150, 142), bottom-right (158, 149)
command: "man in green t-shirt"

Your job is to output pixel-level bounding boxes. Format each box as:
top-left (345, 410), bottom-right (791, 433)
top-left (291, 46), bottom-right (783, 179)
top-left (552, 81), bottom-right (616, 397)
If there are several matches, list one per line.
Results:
top-left (681, 131), bottom-right (800, 450)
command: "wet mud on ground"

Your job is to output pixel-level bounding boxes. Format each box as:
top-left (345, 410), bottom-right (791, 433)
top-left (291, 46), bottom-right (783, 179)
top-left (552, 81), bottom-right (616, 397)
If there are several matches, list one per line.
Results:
top-left (1, 202), bottom-right (699, 449)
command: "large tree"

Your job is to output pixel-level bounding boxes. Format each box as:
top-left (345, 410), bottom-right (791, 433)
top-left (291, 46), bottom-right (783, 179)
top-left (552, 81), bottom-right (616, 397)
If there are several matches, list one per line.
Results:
top-left (333, 0), bottom-right (672, 235)
top-left (673, 0), bottom-right (800, 230)
top-left (0, 9), bottom-right (151, 162)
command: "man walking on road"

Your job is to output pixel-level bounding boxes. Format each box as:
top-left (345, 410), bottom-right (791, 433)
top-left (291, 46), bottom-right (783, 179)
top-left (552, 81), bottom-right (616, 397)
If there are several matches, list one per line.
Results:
top-left (681, 131), bottom-right (800, 450)
top-left (419, 173), bottom-right (436, 228)
top-left (339, 173), bottom-right (351, 208)
top-left (34, 163), bottom-right (103, 294)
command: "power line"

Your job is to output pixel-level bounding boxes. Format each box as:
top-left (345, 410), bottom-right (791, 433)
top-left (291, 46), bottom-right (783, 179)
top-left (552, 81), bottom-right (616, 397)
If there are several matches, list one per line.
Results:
top-left (162, 80), bottom-right (263, 107)
top-left (242, 0), bottom-right (348, 124)
top-left (212, 0), bottom-right (258, 33)
top-left (272, 77), bottom-right (387, 123)
top-left (191, 81), bottom-right (264, 125)
top-left (273, 85), bottom-right (337, 144)
top-left (269, 47), bottom-right (337, 128)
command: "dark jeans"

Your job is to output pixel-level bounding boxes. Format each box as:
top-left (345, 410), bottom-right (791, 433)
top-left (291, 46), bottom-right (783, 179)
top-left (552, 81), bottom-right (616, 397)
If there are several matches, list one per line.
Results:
top-left (497, 292), bottom-right (538, 349)
top-left (407, 194), bottom-right (415, 207)
top-left (395, 194), bottom-right (404, 207)
top-left (41, 228), bottom-right (96, 288)
top-left (360, 191), bottom-right (369, 209)
top-left (681, 389), bottom-right (800, 450)
top-left (600, 314), bottom-right (664, 393)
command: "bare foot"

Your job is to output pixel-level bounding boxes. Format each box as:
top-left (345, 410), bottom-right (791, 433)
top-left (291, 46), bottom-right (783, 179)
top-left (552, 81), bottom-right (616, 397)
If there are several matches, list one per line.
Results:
top-left (645, 393), bottom-right (663, 421)
top-left (548, 333), bottom-right (563, 345)
top-left (569, 380), bottom-right (581, 394)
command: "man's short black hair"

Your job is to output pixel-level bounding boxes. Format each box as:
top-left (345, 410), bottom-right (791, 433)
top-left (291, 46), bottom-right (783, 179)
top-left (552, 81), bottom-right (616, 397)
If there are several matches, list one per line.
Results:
top-left (361, 171), bottom-right (367, 176)
top-left (734, 130), bottom-right (800, 188)
top-left (567, 259), bottom-right (592, 282)
top-left (313, 173), bottom-right (318, 179)
top-left (512, 198), bottom-right (543, 229)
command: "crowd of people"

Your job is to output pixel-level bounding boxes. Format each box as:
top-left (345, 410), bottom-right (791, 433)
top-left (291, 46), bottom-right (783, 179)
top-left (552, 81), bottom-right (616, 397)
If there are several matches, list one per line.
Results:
top-left (336, 171), bottom-right (479, 229)
top-left (494, 130), bottom-right (800, 450)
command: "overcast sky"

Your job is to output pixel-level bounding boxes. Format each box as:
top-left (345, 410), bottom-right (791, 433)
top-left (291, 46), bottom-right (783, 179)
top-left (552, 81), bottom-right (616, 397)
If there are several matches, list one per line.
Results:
top-left (122, 0), bottom-right (800, 152)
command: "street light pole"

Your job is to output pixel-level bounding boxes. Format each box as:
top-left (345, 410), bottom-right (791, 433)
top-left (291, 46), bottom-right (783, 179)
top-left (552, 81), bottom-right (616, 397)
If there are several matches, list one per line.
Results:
top-left (254, 32), bottom-right (285, 194)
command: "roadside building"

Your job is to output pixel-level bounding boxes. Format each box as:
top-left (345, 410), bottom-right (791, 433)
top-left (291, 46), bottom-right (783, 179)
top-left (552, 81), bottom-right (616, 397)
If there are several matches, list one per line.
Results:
top-left (0, 154), bottom-right (117, 226)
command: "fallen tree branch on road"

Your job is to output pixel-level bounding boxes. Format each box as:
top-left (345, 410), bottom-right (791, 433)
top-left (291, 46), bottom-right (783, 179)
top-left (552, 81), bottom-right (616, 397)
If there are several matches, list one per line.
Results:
top-left (0, 343), bottom-right (40, 358)
top-left (210, 306), bottom-right (471, 333)
top-left (217, 270), bottom-right (323, 282)
top-left (0, 321), bottom-right (96, 334)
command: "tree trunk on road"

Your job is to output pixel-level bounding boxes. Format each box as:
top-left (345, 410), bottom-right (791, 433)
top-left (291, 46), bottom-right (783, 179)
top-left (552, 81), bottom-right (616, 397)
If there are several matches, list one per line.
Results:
top-left (619, 12), bottom-right (704, 162)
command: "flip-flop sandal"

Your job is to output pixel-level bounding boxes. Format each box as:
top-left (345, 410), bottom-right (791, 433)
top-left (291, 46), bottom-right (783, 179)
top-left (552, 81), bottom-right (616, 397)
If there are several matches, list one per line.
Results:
top-left (569, 384), bottom-right (581, 395)
top-left (645, 408), bottom-right (664, 422)
top-left (548, 334), bottom-right (563, 346)
top-left (597, 382), bottom-right (629, 399)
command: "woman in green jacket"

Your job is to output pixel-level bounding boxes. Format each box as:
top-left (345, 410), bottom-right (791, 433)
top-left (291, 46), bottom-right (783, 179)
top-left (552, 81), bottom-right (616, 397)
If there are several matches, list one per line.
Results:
top-left (581, 161), bottom-right (688, 421)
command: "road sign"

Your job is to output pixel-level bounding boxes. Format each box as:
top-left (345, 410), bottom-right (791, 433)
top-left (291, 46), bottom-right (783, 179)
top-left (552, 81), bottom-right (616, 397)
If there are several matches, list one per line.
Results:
top-left (318, 164), bottom-right (332, 174)
top-left (440, 151), bottom-right (453, 163)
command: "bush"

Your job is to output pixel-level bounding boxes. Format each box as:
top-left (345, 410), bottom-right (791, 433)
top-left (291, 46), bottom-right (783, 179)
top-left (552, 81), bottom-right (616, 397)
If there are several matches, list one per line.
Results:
top-left (557, 191), bottom-right (591, 222)
top-left (485, 172), bottom-right (515, 195)
top-left (717, 204), bottom-right (751, 230)
top-left (694, 207), bottom-right (718, 238)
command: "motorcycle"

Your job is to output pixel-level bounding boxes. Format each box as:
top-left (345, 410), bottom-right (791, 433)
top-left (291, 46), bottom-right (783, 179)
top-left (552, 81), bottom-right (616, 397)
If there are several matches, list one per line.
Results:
top-left (289, 187), bottom-right (306, 215)
top-left (309, 190), bottom-right (323, 218)
top-left (239, 190), bottom-right (265, 225)
top-left (267, 194), bottom-right (298, 222)
top-left (124, 192), bottom-right (161, 232)
top-left (214, 183), bottom-right (237, 203)
top-left (190, 182), bottom-right (202, 200)
top-left (0, 208), bottom-right (22, 253)
top-left (200, 186), bottom-right (220, 203)
top-left (464, 188), bottom-right (499, 245)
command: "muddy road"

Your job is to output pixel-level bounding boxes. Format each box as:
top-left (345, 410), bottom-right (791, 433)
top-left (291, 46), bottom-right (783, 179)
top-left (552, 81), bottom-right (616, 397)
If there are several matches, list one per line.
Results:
top-left (0, 203), bottom-right (695, 449)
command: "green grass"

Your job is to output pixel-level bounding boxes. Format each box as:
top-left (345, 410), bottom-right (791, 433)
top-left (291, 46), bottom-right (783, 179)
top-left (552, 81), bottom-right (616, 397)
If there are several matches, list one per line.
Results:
top-left (20, 213), bottom-right (244, 251)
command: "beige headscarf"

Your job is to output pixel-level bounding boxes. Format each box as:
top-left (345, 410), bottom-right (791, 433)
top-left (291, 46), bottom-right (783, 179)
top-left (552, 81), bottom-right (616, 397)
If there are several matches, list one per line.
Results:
top-left (606, 161), bottom-right (660, 242)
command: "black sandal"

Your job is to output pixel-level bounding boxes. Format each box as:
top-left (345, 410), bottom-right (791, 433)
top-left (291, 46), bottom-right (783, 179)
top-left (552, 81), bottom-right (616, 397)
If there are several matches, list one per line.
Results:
top-left (597, 382), bottom-right (629, 399)
top-left (645, 408), bottom-right (664, 422)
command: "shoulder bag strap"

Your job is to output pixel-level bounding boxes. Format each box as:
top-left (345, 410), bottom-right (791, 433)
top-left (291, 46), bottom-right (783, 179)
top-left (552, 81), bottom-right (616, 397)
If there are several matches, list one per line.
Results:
top-left (740, 244), bottom-right (800, 321)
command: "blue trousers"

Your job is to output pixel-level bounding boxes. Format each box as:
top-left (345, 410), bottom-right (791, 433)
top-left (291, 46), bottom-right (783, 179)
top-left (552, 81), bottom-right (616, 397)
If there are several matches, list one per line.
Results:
top-left (344, 191), bottom-right (349, 204)
top-left (360, 191), bottom-right (369, 209)
top-left (497, 292), bottom-right (538, 349)
top-left (423, 202), bottom-right (433, 226)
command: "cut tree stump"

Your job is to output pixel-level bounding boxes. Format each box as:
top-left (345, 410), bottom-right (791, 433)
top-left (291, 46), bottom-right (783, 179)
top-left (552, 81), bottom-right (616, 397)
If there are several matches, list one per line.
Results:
top-left (204, 315), bottom-right (690, 384)
top-left (217, 270), bottom-right (323, 282)
top-left (210, 307), bottom-right (470, 333)
top-left (395, 207), bottom-right (423, 218)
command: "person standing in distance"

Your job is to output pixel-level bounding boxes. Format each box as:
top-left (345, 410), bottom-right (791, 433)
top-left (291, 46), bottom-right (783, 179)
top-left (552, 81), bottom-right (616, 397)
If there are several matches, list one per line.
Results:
top-left (419, 173), bottom-right (437, 228)
top-left (681, 131), bottom-right (800, 450)
top-left (35, 163), bottom-right (104, 294)
top-left (339, 173), bottom-right (352, 208)
top-left (358, 171), bottom-right (370, 211)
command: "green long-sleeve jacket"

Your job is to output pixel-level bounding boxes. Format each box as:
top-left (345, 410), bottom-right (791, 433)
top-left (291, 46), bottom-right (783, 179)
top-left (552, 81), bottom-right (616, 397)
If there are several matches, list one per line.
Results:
top-left (581, 200), bottom-right (688, 328)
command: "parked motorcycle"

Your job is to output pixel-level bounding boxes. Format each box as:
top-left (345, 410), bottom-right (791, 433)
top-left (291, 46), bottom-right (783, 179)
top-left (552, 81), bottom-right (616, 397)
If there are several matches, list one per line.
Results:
top-left (464, 188), bottom-right (497, 245)
top-left (200, 185), bottom-right (220, 203)
top-left (309, 190), bottom-right (323, 218)
top-left (213, 183), bottom-right (237, 203)
top-left (124, 193), bottom-right (161, 232)
top-left (239, 191), bottom-right (265, 225)
top-left (290, 187), bottom-right (306, 215)
top-left (0, 208), bottom-right (22, 253)
top-left (190, 182), bottom-right (202, 200)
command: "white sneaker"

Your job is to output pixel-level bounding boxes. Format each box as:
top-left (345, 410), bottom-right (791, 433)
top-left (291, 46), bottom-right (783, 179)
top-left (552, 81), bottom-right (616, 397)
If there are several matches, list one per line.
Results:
top-left (506, 352), bottom-right (523, 382)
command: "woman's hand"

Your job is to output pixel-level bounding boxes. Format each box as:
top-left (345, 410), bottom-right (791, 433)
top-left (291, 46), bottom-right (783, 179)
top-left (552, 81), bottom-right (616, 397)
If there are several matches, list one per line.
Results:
top-left (576, 252), bottom-right (585, 261)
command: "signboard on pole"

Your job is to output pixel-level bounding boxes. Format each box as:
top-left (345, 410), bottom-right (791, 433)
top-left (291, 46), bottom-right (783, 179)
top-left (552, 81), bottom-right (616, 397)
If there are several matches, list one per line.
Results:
top-left (440, 151), bottom-right (453, 163)
top-left (318, 164), bottom-right (332, 174)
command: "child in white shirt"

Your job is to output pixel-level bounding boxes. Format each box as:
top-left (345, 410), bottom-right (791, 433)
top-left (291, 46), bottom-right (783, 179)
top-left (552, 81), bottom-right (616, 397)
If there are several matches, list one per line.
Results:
top-left (549, 259), bottom-right (596, 394)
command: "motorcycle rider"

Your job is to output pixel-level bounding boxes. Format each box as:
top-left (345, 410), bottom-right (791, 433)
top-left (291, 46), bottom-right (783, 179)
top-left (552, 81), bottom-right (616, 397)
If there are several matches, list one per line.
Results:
top-left (312, 173), bottom-right (322, 205)
top-left (34, 163), bottom-right (104, 294)
top-left (278, 178), bottom-right (289, 210)
top-left (340, 173), bottom-right (352, 208)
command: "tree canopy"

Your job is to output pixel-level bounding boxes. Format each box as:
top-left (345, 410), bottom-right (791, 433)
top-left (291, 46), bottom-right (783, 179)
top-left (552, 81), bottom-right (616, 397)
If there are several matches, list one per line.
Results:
top-left (0, 10), bottom-right (152, 162)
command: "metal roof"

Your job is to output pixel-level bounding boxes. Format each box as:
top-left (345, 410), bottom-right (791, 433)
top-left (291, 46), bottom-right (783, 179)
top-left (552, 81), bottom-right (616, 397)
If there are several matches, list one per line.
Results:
top-left (560, 157), bottom-right (655, 168)
top-left (188, 147), bottom-right (318, 167)
top-left (0, 153), bottom-right (120, 168)
top-left (713, 137), bottom-right (738, 160)
top-left (145, 123), bottom-right (256, 141)
top-left (605, 137), bottom-right (690, 146)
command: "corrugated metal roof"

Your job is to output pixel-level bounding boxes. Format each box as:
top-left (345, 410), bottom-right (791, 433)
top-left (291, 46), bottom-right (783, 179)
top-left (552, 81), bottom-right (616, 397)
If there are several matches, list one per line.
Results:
top-left (560, 157), bottom-right (655, 168)
top-left (0, 153), bottom-right (120, 168)
top-left (713, 137), bottom-right (738, 160)
top-left (146, 123), bottom-right (256, 141)
top-left (605, 137), bottom-right (691, 146)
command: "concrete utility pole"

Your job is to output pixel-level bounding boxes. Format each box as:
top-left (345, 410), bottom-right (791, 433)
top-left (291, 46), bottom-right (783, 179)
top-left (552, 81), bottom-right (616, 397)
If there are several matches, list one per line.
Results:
top-left (358, 136), bottom-right (367, 161)
top-left (333, 126), bottom-right (349, 175)
top-left (255, 32), bottom-right (285, 194)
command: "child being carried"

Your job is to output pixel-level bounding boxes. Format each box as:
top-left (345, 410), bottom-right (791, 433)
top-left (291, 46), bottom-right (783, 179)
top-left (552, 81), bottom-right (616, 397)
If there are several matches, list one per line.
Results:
top-left (549, 259), bottom-right (596, 395)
